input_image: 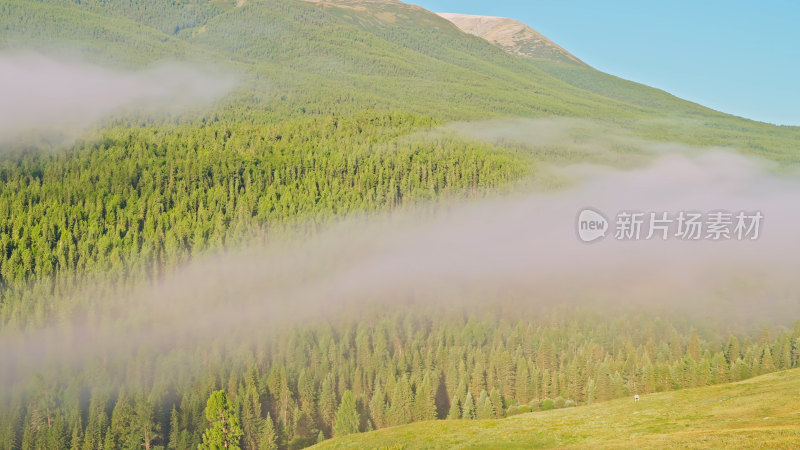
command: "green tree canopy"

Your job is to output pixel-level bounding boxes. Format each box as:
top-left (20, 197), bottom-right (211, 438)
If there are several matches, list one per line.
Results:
top-left (333, 390), bottom-right (360, 437)
top-left (199, 390), bottom-right (243, 450)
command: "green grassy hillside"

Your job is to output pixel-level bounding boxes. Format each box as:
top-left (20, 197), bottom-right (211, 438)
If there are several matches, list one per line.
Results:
top-left (318, 368), bottom-right (800, 449)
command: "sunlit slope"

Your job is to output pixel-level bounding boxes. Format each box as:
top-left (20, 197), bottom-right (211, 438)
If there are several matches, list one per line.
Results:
top-left (185, 0), bottom-right (643, 120)
top-left (0, 0), bottom-right (756, 120)
top-left (437, 13), bottom-right (585, 65)
top-left (318, 368), bottom-right (800, 449)
top-left (3, 0), bottom-right (800, 160)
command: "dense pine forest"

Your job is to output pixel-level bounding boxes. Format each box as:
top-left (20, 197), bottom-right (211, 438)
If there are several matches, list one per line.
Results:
top-left (2, 0), bottom-right (800, 449)
top-left (4, 306), bottom-right (800, 449)
top-left (0, 112), bottom-right (527, 327)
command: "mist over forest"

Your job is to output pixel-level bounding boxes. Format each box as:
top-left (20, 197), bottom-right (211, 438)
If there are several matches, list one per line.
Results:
top-left (1, 1), bottom-right (800, 449)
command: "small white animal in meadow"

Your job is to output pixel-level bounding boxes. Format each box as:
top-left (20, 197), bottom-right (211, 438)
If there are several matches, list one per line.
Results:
top-left (634, 394), bottom-right (639, 402)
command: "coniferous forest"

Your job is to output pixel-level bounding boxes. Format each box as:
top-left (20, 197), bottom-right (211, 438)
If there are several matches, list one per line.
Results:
top-left (2, 0), bottom-right (800, 449)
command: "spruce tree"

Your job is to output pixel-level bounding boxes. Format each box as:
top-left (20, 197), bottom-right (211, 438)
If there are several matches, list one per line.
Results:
top-left (515, 357), bottom-right (531, 404)
top-left (318, 374), bottom-right (337, 434)
top-left (476, 390), bottom-right (494, 420)
top-left (333, 391), bottom-right (359, 437)
top-left (368, 383), bottom-right (387, 429)
top-left (461, 392), bottom-right (476, 420)
top-left (132, 394), bottom-right (159, 450)
top-left (199, 390), bottom-right (243, 450)
top-left (412, 377), bottom-right (437, 422)
top-left (447, 397), bottom-right (461, 420)
top-left (259, 414), bottom-right (278, 450)
top-left (387, 377), bottom-right (412, 426)
top-left (489, 388), bottom-right (503, 418)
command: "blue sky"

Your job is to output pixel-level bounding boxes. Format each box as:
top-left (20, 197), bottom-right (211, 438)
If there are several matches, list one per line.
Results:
top-left (413, 1), bottom-right (800, 126)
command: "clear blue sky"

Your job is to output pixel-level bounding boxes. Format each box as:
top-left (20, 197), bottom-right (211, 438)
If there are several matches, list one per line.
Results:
top-left (413, 0), bottom-right (800, 126)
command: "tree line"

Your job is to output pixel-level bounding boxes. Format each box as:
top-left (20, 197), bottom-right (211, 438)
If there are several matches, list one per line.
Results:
top-left (3, 307), bottom-right (799, 449)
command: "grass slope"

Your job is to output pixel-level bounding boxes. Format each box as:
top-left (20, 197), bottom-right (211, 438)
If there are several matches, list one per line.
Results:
top-left (318, 368), bottom-right (800, 449)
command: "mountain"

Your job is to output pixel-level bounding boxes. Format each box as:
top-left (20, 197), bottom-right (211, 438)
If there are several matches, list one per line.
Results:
top-left (437, 12), bottom-right (585, 65)
top-left (317, 368), bottom-right (800, 448)
top-left (1, 1), bottom-right (800, 449)
top-left (3, 0), bottom-right (798, 159)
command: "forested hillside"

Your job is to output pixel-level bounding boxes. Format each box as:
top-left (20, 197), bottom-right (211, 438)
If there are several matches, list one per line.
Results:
top-left (5, 306), bottom-right (800, 449)
top-left (1, 0), bottom-right (800, 449)
top-left (0, 112), bottom-right (527, 326)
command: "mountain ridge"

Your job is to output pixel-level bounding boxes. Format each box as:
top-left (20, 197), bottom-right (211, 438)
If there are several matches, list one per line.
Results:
top-left (437, 12), bottom-right (586, 65)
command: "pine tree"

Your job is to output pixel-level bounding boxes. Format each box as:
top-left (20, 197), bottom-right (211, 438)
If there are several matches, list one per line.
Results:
top-left (132, 394), bottom-right (159, 450)
top-left (387, 377), bottom-right (412, 426)
top-left (412, 376), bottom-right (437, 422)
top-left (585, 378), bottom-right (596, 405)
top-left (793, 338), bottom-right (800, 367)
top-left (199, 390), bottom-right (244, 450)
top-left (447, 397), bottom-right (461, 419)
top-left (726, 336), bottom-right (741, 363)
top-left (489, 388), bottom-right (503, 418)
top-left (596, 370), bottom-right (611, 402)
top-left (515, 357), bottom-right (531, 404)
top-left (761, 346), bottom-right (775, 373)
top-left (291, 404), bottom-right (316, 445)
top-left (712, 353), bottom-right (729, 384)
top-left (103, 429), bottom-right (115, 449)
top-left (333, 391), bottom-right (359, 437)
top-left (697, 359), bottom-right (712, 386)
top-left (682, 354), bottom-right (697, 387)
top-left (643, 363), bottom-right (656, 394)
top-left (167, 407), bottom-right (180, 450)
top-left (109, 391), bottom-right (135, 449)
top-left (476, 390), bottom-right (494, 419)
top-left (688, 330), bottom-right (700, 361)
top-left (241, 379), bottom-right (263, 450)
top-left (541, 371), bottom-right (553, 400)
top-left (297, 369), bottom-right (317, 417)
top-left (537, 339), bottom-right (556, 373)
top-left (259, 414), bottom-right (278, 450)
top-left (82, 393), bottom-right (110, 450)
top-left (368, 383), bottom-right (387, 429)
top-left (461, 392), bottom-right (476, 420)
top-left (778, 335), bottom-right (792, 370)
top-left (318, 374), bottom-right (337, 434)
top-left (69, 417), bottom-right (83, 450)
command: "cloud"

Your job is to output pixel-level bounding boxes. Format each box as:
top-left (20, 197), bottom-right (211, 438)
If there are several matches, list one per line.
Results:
top-left (1, 141), bottom-right (799, 386)
top-left (0, 52), bottom-right (237, 147)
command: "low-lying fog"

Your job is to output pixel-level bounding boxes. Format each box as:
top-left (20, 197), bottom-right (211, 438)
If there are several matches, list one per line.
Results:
top-left (2, 134), bottom-right (799, 385)
top-left (0, 52), bottom-right (237, 147)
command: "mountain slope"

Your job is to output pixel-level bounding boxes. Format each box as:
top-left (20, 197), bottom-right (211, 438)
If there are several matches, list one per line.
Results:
top-left (2, 2), bottom-right (800, 449)
top-left (317, 368), bottom-right (800, 449)
top-left (3, 0), bottom-right (797, 161)
top-left (0, 0), bottom-right (201, 65)
top-left (437, 12), bottom-right (585, 65)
